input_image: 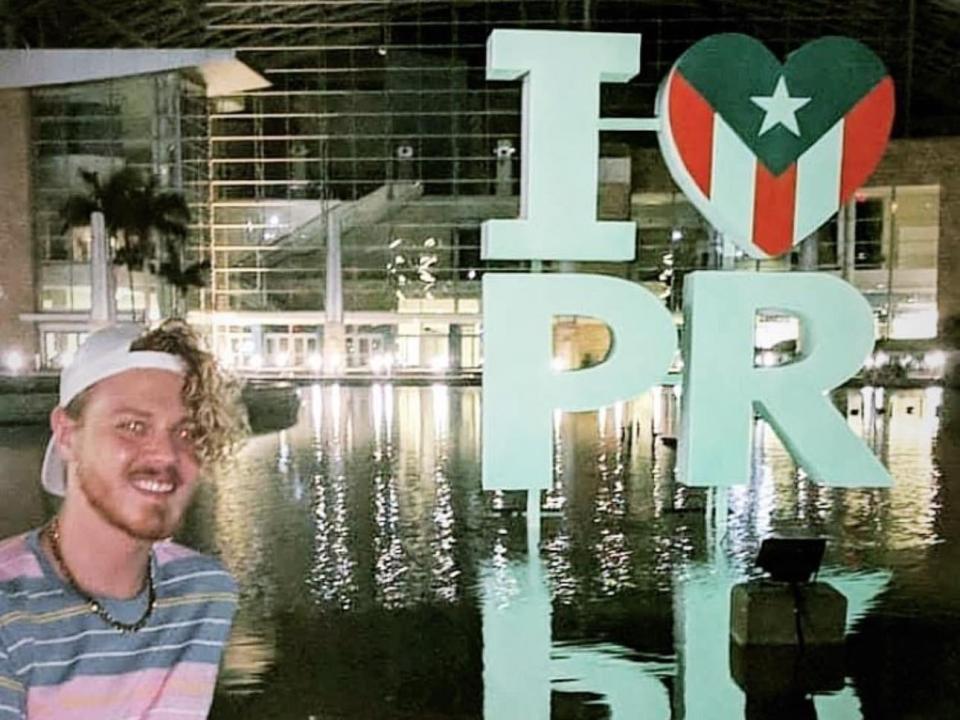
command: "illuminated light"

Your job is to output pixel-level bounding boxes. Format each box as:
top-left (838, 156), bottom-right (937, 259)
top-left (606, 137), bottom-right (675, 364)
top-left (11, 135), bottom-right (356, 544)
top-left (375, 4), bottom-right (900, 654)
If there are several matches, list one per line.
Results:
top-left (394, 255), bottom-right (405, 265)
top-left (924, 350), bottom-right (946, 373)
top-left (467, 269), bottom-right (477, 280)
top-left (275, 352), bottom-right (290, 367)
top-left (309, 383), bottom-right (323, 437)
top-left (651, 387), bottom-right (663, 427)
top-left (424, 237), bottom-right (437, 248)
top-left (671, 228), bottom-right (683, 242)
top-left (379, 353), bottom-right (395, 374)
top-left (429, 354), bottom-right (450, 372)
top-left (874, 386), bottom-right (885, 411)
top-left (4, 350), bottom-right (24, 374)
top-left (308, 353), bottom-right (323, 372)
top-left (760, 351), bottom-right (778, 367)
top-left (327, 352), bottom-right (343, 372)
top-left (268, 215), bottom-right (280, 226)
top-left (874, 350), bottom-right (889, 366)
top-left (249, 353), bottom-right (264, 370)
top-left (432, 383), bottom-right (449, 437)
top-left (389, 238), bottom-right (402, 249)
top-left (662, 252), bottom-right (674, 266)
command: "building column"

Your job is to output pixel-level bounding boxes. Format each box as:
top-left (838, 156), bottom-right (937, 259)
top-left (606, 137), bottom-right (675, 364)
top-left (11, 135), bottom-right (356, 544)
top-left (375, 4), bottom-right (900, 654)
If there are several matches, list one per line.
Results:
top-left (798, 233), bottom-right (819, 270)
top-left (0, 89), bottom-right (38, 368)
top-left (448, 324), bottom-right (462, 371)
top-left (324, 208), bottom-right (346, 373)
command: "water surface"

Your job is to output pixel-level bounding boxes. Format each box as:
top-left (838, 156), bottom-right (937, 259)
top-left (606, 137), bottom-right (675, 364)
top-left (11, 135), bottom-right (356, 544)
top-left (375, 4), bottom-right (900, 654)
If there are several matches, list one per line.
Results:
top-left (2, 384), bottom-right (958, 719)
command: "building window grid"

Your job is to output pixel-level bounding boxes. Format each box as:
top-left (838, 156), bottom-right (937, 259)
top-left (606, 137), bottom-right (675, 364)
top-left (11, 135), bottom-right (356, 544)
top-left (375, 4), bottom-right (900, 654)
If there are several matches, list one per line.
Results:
top-left (22, 1), bottom-right (925, 362)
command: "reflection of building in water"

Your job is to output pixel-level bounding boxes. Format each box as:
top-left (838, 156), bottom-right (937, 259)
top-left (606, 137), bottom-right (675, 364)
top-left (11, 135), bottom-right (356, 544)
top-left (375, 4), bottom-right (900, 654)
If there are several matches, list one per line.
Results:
top-left (678, 561), bottom-right (889, 720)
top-left (541, 392), bottom-right (704, 605)
top-left (290, 385), bottom-right (473, 606)
top-left (0, 429), bottom-right (49, 538)
top-left (481, 539), bottom-right (674, 720)
top-left (720, 387), bottom-right (945, 566)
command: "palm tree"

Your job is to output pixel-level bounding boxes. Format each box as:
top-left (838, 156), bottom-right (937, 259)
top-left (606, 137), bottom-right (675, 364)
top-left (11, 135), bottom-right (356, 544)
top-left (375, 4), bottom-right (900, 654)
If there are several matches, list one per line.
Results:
top-left (60, 167), bottom-right (200, 319)
top-left (157, 248), bottom-right (211, 318)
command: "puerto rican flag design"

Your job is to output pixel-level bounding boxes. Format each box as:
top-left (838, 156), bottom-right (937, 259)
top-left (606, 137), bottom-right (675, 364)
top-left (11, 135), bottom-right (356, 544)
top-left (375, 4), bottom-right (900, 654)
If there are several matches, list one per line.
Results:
top-left (657, 34), bottom-right (895, 258)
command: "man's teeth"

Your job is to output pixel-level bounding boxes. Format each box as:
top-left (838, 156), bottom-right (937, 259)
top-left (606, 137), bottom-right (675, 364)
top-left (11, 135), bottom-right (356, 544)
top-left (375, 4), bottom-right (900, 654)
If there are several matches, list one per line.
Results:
top-left (131, 478), bottom-right (175, 494)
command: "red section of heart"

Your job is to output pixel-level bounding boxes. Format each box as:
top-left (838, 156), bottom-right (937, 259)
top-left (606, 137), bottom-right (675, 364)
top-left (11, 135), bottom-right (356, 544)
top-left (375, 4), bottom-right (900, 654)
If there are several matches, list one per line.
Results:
top-left (668, 70), bottom-right (715, 197)
top-left (753, 161), bottom-right (797, 256)
top-left (840, 76), bottom-right (896, 205)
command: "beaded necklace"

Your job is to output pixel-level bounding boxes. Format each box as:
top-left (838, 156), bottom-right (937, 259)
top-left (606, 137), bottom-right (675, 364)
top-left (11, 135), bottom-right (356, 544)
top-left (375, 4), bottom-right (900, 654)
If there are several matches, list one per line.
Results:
top-left (45, 517), bottom-right (156, 633)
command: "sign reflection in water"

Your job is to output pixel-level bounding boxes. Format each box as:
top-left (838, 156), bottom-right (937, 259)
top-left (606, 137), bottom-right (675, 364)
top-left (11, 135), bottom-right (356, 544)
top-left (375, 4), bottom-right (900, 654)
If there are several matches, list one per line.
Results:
top-left (49, 383), bottom-right (942, 717)
top-left (218, 385), bottom-right (941, 720)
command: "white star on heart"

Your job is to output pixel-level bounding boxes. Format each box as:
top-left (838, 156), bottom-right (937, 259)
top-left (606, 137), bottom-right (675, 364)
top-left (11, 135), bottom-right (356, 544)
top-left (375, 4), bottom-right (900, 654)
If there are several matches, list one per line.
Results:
top-left (750, 76), bottom-right (811, 137)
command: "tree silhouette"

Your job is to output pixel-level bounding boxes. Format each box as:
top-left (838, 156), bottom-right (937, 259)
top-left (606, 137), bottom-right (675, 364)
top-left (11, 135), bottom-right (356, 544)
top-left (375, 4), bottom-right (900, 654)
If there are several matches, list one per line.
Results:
top-left (60, 167), bottom-right (205, 318)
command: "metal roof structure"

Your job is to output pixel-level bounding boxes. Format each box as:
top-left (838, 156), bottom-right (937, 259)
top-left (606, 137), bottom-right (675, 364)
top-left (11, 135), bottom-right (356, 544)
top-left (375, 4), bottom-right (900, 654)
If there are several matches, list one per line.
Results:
top-left (4, 0), bottom-right (958, 137)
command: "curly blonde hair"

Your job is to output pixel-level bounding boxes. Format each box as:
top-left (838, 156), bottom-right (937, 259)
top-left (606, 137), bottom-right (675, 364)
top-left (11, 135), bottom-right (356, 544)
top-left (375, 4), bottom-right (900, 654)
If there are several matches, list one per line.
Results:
top-left (128, 319), bottom-right (248, 467)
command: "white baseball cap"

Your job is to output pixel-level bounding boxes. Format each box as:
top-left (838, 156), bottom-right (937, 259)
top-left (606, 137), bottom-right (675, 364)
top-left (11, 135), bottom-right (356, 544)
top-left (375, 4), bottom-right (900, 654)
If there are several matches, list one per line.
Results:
top-left (41, 324), bottom-right (186, 496)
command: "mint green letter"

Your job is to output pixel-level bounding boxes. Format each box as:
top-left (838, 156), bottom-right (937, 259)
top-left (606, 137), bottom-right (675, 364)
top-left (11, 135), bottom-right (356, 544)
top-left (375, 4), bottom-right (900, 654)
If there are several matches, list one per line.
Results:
top-left (483, 274), bottom-right (676, 491)
top-left (482, 30), bottom-right (641, 261)
top-left (678, 272), bottom-right (891, 487)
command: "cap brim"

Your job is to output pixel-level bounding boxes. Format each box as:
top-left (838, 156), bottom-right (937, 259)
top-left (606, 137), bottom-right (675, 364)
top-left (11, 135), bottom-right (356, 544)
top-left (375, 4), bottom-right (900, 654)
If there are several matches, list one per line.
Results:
top-left (41, 438), bottom-right (66, 497)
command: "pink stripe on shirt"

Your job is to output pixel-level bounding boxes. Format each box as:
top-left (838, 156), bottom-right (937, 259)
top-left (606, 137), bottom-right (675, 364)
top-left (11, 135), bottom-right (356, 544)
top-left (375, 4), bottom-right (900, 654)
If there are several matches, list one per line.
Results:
top-left (26, 662), bottom-right (218, 719)
top-left (0, 535), bottom-right (42, 581)
top-left (153, 541), bottom-right (200, 567)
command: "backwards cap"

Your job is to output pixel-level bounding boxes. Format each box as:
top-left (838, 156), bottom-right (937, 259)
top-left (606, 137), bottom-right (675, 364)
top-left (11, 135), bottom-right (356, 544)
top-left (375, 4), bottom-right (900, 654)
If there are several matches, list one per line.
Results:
top-left (41, 324), bottom-right (186, 496)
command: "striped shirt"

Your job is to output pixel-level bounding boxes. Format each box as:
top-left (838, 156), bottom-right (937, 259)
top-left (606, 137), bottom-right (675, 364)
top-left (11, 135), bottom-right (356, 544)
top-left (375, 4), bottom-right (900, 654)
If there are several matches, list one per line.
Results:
top-left (0, 530), bottom-right (238, 719)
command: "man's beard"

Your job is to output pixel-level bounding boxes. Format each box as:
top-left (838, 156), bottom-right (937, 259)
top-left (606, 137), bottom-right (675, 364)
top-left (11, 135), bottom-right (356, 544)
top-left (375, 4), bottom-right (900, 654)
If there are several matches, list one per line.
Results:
top-left (75, 461), bottom-right (187, 541)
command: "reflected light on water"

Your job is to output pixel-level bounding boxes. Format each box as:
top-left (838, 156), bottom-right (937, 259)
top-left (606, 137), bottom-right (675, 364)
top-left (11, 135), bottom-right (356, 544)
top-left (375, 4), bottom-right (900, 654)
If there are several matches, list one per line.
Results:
top-left (309, 383), bottom-right (322, 447)
top-left (431, 383), bottom-right (449, 440)
top-left (125, 384), bottom-right (959, 716)
top-left (384, 382), bottom-right (395, 440)
top-left (371, 382), bottom-right (384, 451)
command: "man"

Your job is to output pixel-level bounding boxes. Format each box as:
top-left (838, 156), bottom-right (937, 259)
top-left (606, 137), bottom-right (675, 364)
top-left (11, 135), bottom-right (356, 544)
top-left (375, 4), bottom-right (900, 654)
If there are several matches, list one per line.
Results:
top-left (0, 320), bottom-right (247, 718)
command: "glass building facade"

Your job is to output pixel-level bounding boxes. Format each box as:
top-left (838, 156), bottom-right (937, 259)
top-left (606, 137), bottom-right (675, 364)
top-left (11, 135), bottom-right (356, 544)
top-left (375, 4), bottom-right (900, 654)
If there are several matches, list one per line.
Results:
top-left (6, 0), bottom-right (956, 372)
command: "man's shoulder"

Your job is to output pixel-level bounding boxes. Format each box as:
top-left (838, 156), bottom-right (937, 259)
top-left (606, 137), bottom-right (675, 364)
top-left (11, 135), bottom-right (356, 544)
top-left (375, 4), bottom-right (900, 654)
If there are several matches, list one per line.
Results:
top-left (153, 540), bottom-right (238, 596)
top-left (0, 530), bottom-right (46, 589)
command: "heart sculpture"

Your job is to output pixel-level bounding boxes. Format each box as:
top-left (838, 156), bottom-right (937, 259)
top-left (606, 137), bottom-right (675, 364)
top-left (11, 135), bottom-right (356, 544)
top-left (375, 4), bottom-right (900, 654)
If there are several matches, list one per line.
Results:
top-left (657, 34), bottom-right (894, 259)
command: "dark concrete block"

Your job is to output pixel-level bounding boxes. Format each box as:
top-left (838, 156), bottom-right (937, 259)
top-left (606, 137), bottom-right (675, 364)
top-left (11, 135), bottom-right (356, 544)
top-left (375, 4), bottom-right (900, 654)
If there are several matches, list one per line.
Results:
top-left (730, 580), bottom-right (847, 647)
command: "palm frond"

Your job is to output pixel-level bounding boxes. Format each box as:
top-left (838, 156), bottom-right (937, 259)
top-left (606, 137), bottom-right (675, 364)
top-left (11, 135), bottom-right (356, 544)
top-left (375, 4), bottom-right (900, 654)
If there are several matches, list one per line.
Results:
top-left (59, 196), bottom-right (99, 232)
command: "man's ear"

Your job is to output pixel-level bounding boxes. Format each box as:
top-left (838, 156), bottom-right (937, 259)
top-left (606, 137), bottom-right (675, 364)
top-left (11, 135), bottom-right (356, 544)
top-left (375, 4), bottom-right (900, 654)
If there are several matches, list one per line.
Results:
top-left (50, 407), bottom-right (81, 463)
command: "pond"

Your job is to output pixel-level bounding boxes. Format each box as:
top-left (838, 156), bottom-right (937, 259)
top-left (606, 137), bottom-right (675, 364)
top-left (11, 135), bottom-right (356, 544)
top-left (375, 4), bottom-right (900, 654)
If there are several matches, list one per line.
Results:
top-left (1, 384), bottom-right (957, 719)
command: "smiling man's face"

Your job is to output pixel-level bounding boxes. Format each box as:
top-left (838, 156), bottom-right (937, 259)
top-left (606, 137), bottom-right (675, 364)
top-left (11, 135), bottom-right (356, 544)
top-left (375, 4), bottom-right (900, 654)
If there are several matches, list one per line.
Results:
top-left (55, 368), bottom-right (201, 541)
